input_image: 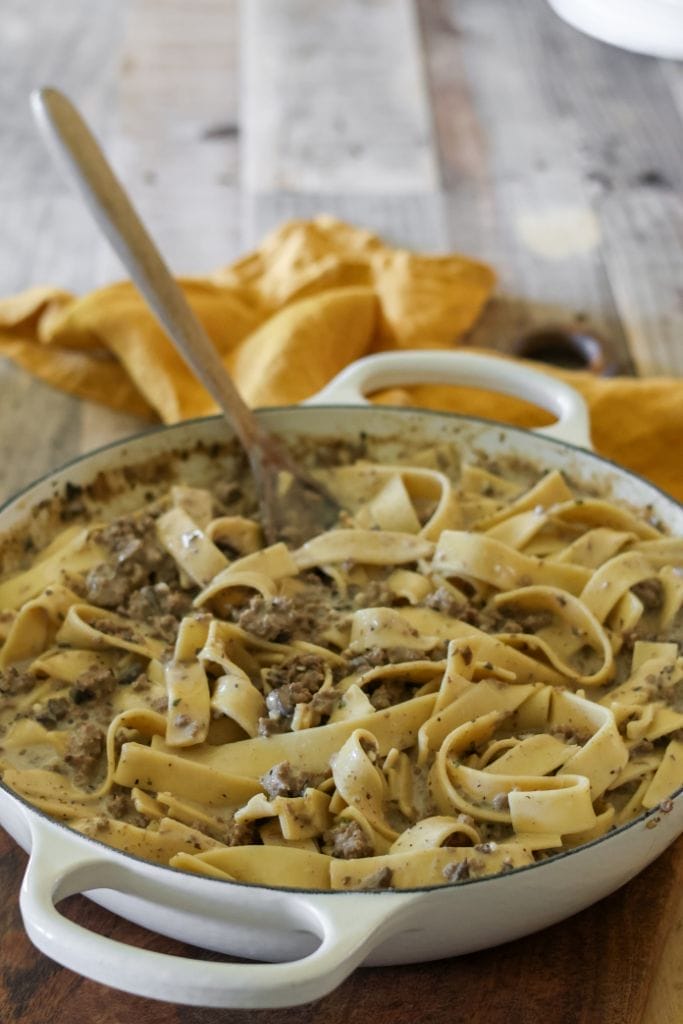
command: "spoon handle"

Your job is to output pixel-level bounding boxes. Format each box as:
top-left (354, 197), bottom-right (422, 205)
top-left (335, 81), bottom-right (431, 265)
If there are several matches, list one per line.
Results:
top-left (31, 86), bottom-right (265, 451)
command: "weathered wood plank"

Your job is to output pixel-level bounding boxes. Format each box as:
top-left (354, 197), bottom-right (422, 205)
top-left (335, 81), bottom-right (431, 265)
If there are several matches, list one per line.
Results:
top-left (662, 61), bottom-right (683, 123)
top-left (69, 0), bottom-right (245, 459)
top-left (598, 188), bottom-right (683, 377)
top-left (418, 0), bottom-right (633, 369)
top-left (107, 0), bottom-right (242, 276)
top-left (239, 1), bottom-right (447, 281)
top-left (0, 0), bottom-right (126, 200)
top-left (533, 18), bottom-right (683, 194)
top-left (419, 0), bottom-right (683, 376)
top-left (241, 0), bottom-right (439, 195)
top-left (529, 6), bottom-right (683, 378)
top-left (642, 882), bottom-right (683, 1024)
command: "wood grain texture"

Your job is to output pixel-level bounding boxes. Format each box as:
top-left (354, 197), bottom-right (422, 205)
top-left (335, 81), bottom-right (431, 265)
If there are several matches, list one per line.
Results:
top-left (418, 0), bottom-right (634, 368)
top-left (0, 0), bottom-right (124, 202)
top-left (599, 188), bottom-right (683, 376)
top-left (663, 62), bottom-right (683, 122)
top-left (113, 0), bottom-right (242, 276)
top-left (0, 827), bottom-right (681, 1024)
top-left (241, 0), bottom-right (439, 194)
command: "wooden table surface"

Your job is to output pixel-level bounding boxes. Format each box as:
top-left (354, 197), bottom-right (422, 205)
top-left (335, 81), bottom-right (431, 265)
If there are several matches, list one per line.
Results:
top-left (1, 1), bottom-right (682, 1021)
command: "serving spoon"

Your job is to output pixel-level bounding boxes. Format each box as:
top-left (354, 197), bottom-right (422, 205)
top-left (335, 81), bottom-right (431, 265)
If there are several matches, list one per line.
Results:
top-left (30, 86), bottom-right (339, 546)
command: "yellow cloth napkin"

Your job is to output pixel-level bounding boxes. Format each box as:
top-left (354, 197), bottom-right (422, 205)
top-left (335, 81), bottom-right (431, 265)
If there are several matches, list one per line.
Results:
top-left (0, 216), bottom-right (681, 501)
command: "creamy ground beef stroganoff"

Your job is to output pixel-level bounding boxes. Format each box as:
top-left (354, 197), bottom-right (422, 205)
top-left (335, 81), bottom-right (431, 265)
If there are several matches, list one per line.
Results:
top-left (0, 441), bottom-right (682, 891)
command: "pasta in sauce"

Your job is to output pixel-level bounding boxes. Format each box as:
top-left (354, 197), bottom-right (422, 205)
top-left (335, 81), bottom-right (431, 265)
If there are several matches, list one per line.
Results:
top-left (0, 446), bottom-right (682, 891)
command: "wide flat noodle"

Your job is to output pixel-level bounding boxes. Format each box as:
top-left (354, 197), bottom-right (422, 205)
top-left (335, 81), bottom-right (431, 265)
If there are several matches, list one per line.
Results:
top-left (0, 585), bottom-right (81, 667)
top-left (295, 529), bottom-right (434, 569)
top-left (75, 816), bottom-right (223, 865)
top-left (473, 470), bottom-right (573, 529)
top-left (235, 787), bottom-right (331, 841)
top-left (156, 507), bottom-right (229, 587)
top-left (160, 693), bottom-right (436, 778)
top-left (0, 527), bottom-right (104, 609)
top-left (172, 846), bottom-right (332, 889)
top-left (164, 617), bottom-right (212, 747)
top-left (433, 531), bottom-right (590, 595)
top-left (492, 585), bottom-right (615, 686)
top-left (114, 742), bottom-right (262, 805)
top-left (195, 543), bottom-right (298, 606)
top-left (324, 462), bottom-right (461, 539)
top-left (56, 604), bottom-right (165, 659)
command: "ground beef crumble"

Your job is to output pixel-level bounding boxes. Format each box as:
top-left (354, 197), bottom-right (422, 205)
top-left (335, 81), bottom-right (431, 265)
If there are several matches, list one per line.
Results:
top-left (323, 820), bottom-right (373, 859)
top-left (351, 866), bottom-right (394, 890)
top-left (65, 721), bottom-right (105, 782)
top-left (222, 818), bottom-right (258, 847)
top-left (106, 788), bottom-right (149, 828)
top-left (84, 563), bottom-right (130, 609)
top-left (443, 856), bottom-right (484, 883)
top-left (93, 513), bottom-right (180, 591)
top-left (124, 582), bottom-right (192, 623)
top-left (236, 585), bottom-right (333, 643)
top-left (260, 760), bottom-right (328, 799)
top-left (33, 697), bottom-right (71, 728)
top-left (265, 654), bottom-right (330, 719)
top-left (369, 679), bottom-right (416, 710)
top-left (86, 515), bottom-right (192, 644)
top-left (70, 666), bottom-right (117, 705)
top-left (343, 646), bottom-right (430, 676)
top-left (0, 667), bottom-right (37, 696)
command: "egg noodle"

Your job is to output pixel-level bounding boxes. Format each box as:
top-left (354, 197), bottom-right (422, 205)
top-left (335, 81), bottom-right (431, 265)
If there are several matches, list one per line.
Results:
top-left (0, 450), bottom-right (682, 890)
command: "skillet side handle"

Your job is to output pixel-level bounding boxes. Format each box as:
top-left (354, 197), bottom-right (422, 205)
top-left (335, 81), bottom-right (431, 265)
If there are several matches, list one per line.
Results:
top-left (306, 351), bottom-right (593, 450)
top-left (20, 821), bottom-right (417, 1009)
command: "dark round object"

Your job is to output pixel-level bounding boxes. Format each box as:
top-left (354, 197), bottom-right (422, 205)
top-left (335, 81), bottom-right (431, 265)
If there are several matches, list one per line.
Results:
top-left (512, 326), bottom-right (616, 375)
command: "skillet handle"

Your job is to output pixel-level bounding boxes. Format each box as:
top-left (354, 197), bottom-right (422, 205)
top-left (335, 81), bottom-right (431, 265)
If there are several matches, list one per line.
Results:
top-left (20, 818), bottom-right (417, 1009)
top-left (306, 351), bottom-right (593, 450)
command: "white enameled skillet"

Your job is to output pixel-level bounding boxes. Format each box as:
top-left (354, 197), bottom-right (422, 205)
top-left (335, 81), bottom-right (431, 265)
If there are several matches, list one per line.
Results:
top-left (1, 351), bottom-right (681, 1008)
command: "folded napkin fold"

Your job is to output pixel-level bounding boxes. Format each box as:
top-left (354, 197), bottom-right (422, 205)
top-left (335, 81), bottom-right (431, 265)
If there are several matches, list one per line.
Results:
top-left (0, 216), bottom-right (680, 501)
